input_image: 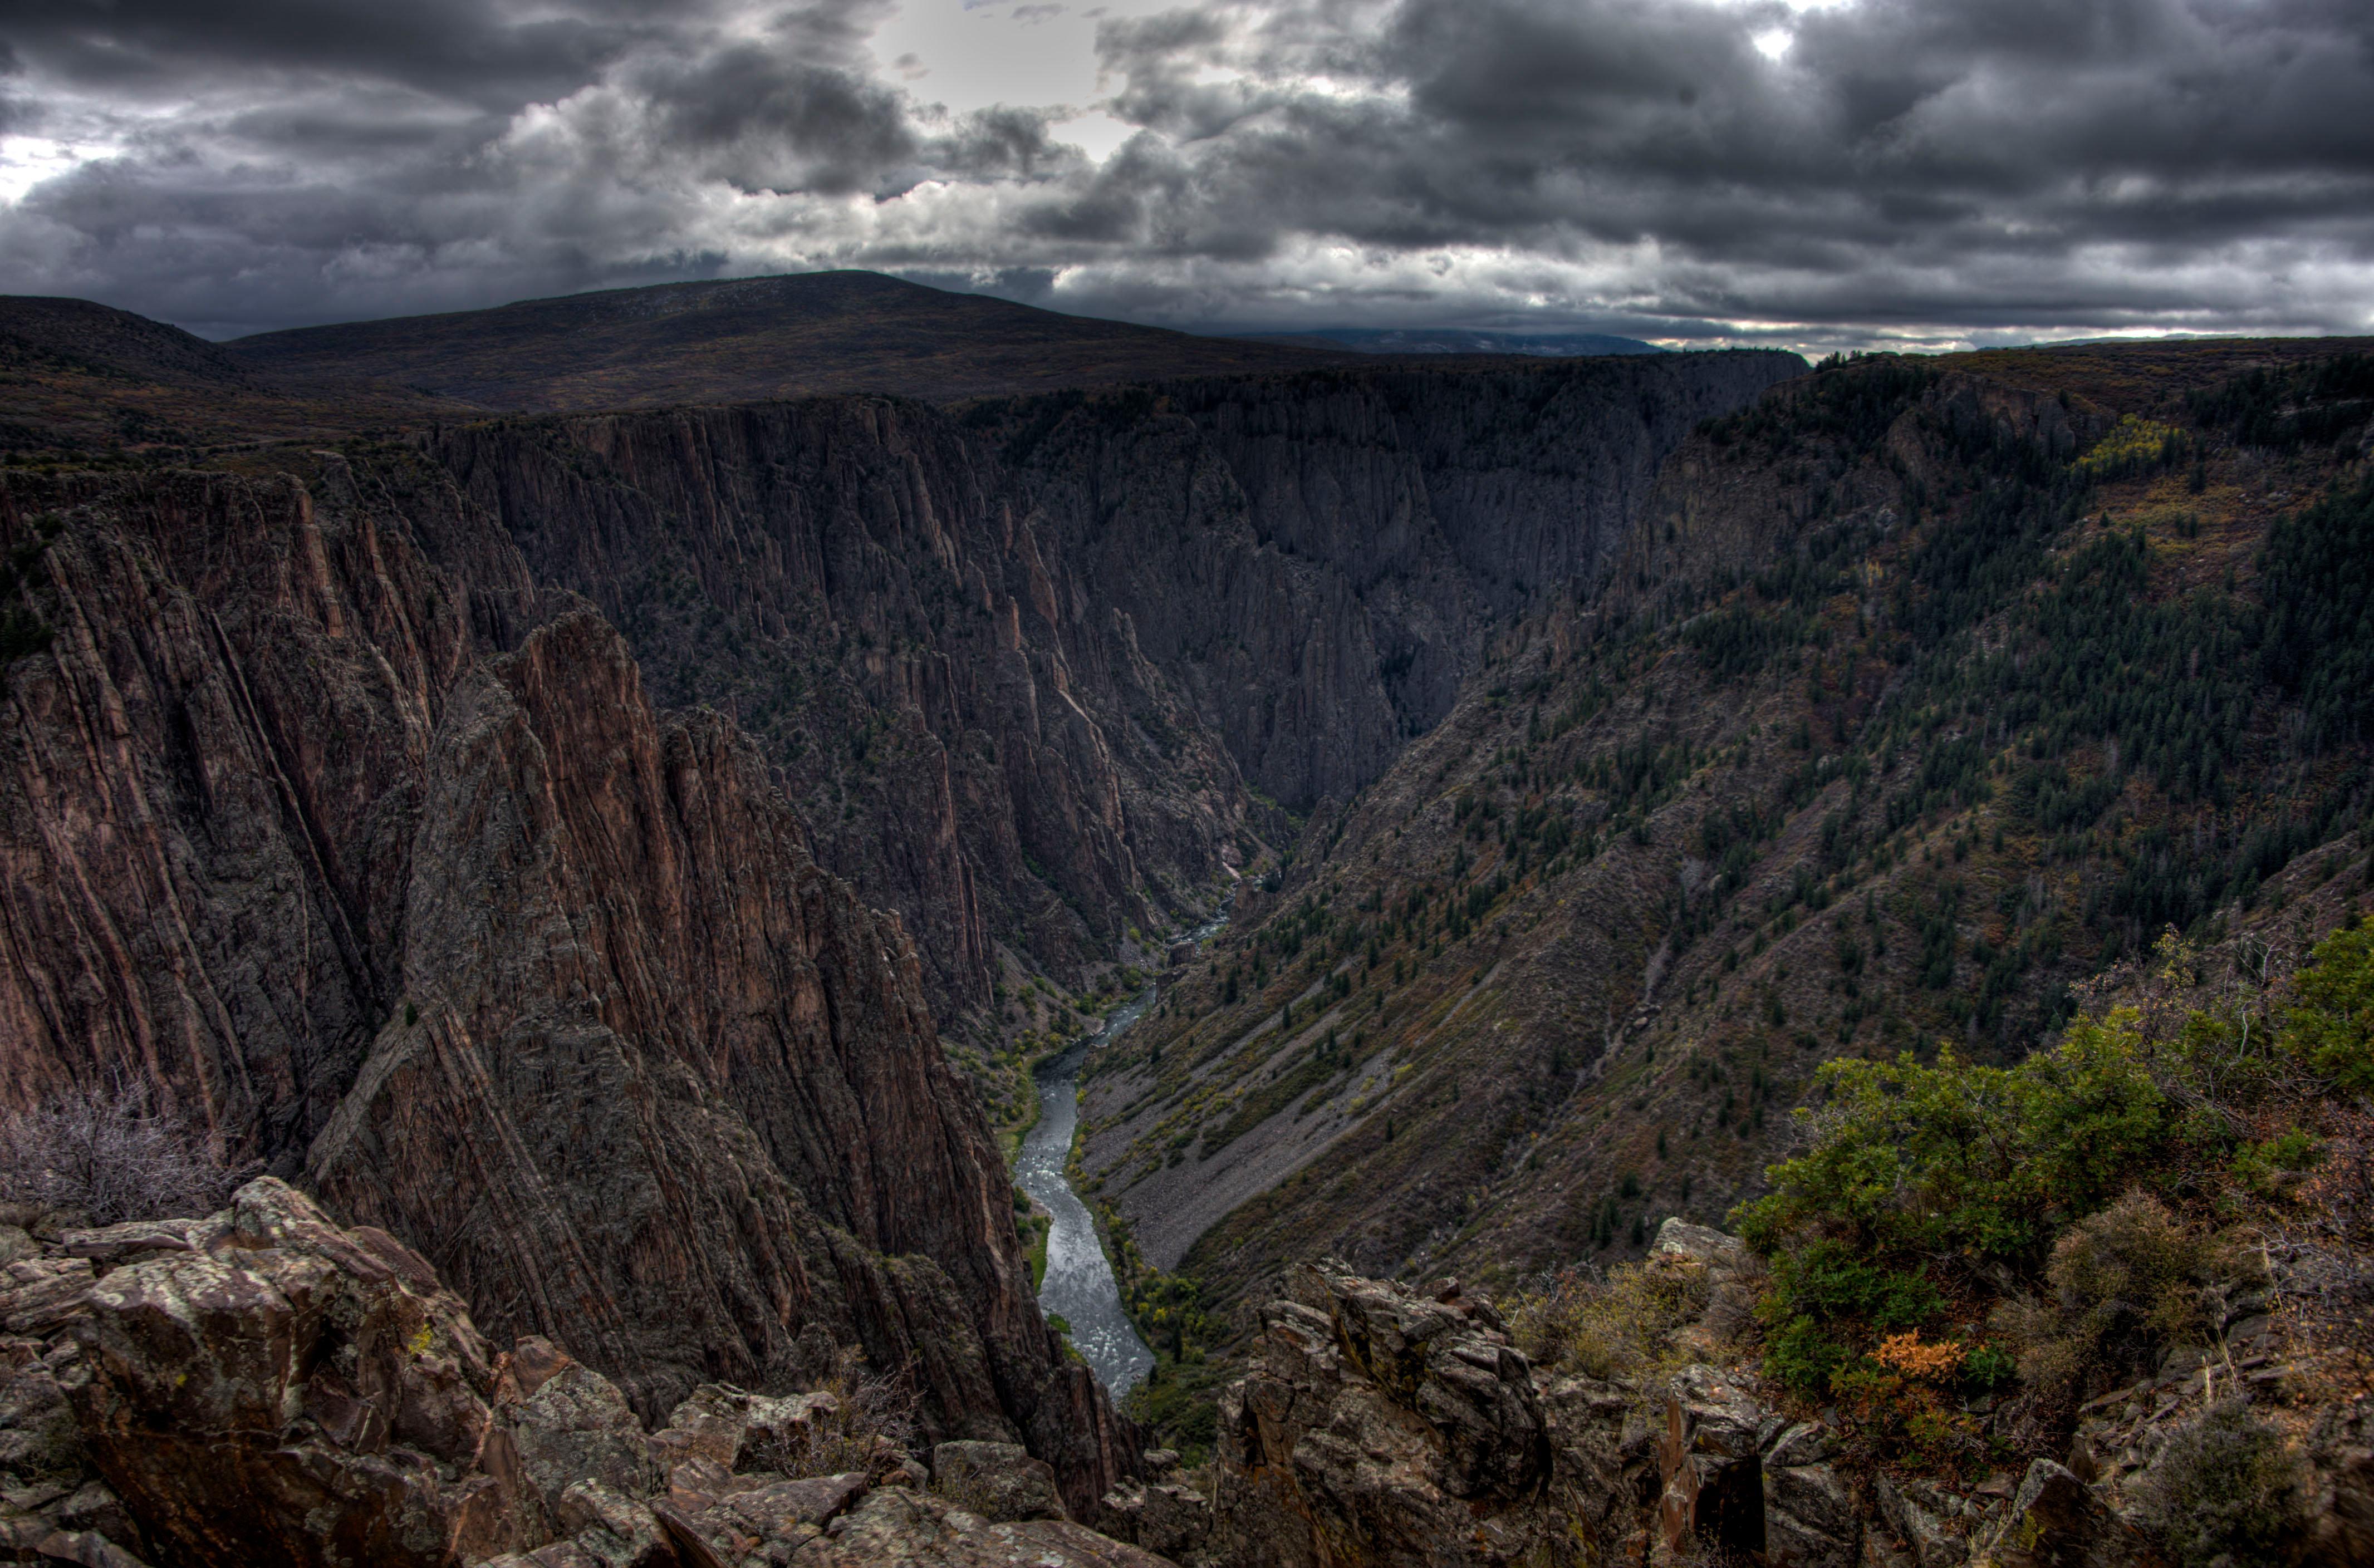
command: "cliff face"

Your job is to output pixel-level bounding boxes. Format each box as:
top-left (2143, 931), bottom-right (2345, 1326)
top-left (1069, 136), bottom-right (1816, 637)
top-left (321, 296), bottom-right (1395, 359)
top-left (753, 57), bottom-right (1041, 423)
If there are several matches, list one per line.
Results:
top-left (414, 352), bottom-right (1802, 1034)
top-left (0, 461), bottom-right (1129, 1502)
top-left (427, 402), bottom-right (1259, 1025)
top-left (1008, 353), bottom-right (1806, 812)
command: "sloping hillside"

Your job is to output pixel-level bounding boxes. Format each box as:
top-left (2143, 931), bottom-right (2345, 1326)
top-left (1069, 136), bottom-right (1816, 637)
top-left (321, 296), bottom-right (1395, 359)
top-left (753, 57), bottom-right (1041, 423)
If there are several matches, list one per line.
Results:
top-left (1078, 340), bottom-right (2374, 1449)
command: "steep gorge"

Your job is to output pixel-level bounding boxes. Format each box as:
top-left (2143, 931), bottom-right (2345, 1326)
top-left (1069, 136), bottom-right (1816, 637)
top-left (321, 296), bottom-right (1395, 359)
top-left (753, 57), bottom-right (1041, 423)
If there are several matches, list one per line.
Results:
top-left (0, 459), bottom-right (1131, 1507)
top-left (418, 351), bottom-right (1801, 1041)
top-left (0, 343), bottom-right (1798, 1531)
top-left (1079, 343), bottom-right (2374, 1388)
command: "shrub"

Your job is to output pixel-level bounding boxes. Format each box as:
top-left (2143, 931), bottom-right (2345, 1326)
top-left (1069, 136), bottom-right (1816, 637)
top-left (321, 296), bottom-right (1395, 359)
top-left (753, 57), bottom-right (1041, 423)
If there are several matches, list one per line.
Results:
top-left (0, 1080), bottom-right (255, 1226)
top-left (749, 1348), bottom-right (919, 1481)
top-left (1738, 1009), bottom-right (2176, 1278)
top-left (1831, 1329), bottom-right (1983, 1470)
top-left (1507, 1257), bottom-right (1712, 1379)
top-left (2285, 917), bottom-right (2374, 1093)
top-left (1998, 1193), bottom-right (2243, 1419)
top-left (2135, 1401), bottom-right (2308, 1568)
top-left (1738, 1010), bottom-right (2185, 1403)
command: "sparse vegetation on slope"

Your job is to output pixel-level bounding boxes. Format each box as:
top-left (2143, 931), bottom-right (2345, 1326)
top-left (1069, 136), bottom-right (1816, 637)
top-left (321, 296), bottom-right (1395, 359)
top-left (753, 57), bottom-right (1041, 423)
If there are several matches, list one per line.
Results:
top-left (1077, 341), bottom-right (2374, 1464)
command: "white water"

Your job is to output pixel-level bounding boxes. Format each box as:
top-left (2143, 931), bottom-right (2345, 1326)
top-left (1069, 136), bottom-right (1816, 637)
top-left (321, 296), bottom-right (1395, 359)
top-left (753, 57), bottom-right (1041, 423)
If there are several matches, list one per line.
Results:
top-left (1013, 907), bottom-right (1228, 1395)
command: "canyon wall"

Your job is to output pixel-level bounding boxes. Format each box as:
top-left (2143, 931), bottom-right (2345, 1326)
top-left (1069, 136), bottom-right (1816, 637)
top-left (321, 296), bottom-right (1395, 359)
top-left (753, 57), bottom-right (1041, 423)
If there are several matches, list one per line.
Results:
top-left (0, 349), bottom-right (1797, 1521)
top-left (0, 460), bottom-right (1131, 1503)
top-left (421, 351), bottom-right (1802, 1026)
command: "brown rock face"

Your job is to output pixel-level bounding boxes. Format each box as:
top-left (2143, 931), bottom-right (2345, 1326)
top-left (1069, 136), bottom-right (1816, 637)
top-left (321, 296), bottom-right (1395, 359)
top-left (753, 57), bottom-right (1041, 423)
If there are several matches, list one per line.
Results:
top-left (1213, 1263), bottom-right (1558, 1566)
top-left (43, 1180), bottom-right (526, 1568)
top-left (427, 402), bottom-right (1259, 1022)
top-left (1207, 1260), bottom-right (1879, 1568)
top-left (0, 465), bottom-right (1125, 1502)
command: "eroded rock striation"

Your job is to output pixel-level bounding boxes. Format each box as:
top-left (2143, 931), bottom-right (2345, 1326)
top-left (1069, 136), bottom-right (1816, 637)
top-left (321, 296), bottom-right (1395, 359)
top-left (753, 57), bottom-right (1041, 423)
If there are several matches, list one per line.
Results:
top-left (416, 352), bottom-right (1801, 1024)
top-left (0, 464), bottom-right (1125, 1502)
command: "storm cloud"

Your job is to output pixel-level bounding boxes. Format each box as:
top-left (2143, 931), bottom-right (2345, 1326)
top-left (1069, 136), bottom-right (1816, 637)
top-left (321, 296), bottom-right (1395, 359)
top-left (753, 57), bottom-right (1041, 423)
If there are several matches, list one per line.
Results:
top-left (0, 0), bottom-right (2368, 347)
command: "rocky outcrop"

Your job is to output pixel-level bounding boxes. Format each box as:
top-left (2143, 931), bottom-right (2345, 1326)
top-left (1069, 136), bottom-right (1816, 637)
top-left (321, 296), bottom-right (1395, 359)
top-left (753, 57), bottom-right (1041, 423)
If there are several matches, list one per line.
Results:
top-left (0, 1181), bottom-right (1180, 1568)
top-left (0, 466), bottom-right (1130, 1503)
top-left (1212, 1263), bottom-right (1564, 1566)
top-left (1201, 1255), bottom-right (1860, 1568)
top-left (928, 1441), bottom-right (1065, 1523)
top-left (1095, 1451), bottom-right (1215, 1568)
top-left (0, 1180), bottom-right (519, 1567)
top-left (1202, 1233), bottom-right (2374, 1568)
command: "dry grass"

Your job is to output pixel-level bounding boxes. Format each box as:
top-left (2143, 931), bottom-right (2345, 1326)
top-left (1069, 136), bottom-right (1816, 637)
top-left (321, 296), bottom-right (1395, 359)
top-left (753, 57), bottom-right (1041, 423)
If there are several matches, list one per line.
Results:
top-left (1507, 1256), bottom-right (1714, 1379)
top-left (747, 1348), bottom-right (920, 1482)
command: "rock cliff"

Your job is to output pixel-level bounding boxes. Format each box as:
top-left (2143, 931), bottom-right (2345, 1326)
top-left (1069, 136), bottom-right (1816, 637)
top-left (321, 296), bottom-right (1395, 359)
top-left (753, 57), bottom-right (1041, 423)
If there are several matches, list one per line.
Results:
top-left (410, 351), bottom-right (1801, 1033)
top-left (0, 462), bottom-right (1127, 1503)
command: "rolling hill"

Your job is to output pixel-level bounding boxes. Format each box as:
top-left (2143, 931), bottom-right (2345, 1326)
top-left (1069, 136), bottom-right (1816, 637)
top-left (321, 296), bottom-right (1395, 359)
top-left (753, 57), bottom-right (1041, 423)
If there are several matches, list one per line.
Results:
top-left (225, 269), bottom-right (1364, 411)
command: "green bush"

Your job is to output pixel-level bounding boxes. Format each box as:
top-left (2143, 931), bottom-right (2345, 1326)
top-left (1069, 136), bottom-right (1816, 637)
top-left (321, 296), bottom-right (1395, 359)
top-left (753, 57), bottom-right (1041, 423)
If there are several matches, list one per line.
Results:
top-left (1739, 1007), bottom-right (2178, 1276)
top-left (1736, 917), bottom-right (2374, 1444)
top-left (1736, 1004), bottom-right (2229, 1404)
top-left (1995, 1193), bottom-right (2241, 1414)
top-left (2285, 916), bottom-right (2374, 1093)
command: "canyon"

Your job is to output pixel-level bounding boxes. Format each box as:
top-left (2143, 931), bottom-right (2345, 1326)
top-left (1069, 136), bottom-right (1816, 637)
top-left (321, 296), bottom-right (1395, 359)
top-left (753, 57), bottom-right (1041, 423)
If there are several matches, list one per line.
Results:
top-left (2, 276), bottom-right (2371, 1568)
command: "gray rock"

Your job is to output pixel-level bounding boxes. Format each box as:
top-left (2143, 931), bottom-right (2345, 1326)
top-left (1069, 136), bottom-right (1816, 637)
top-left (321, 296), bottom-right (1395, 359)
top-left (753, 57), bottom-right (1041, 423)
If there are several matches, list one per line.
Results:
top-left (1971, 1460), bottom-right (2142, 1568)
top-left (1656, 1365), bottom-right (1769, 1561)
top-left (493, 1361), bottom-right (663, 1521)
top-left (795, 1484), bottom-right (1179, 1567)
top-left (1098, 1476), bottom-right (1215, 1568)
top-left (1213, 1263), bottom-right (1558, 1567)
top-left (931, 1441), bottom-right (1067, 1522)
top-left (1651, 1218), bottom-right (1746, 1269)
top-left (1765, 1462), bottom-right (1860, 1568)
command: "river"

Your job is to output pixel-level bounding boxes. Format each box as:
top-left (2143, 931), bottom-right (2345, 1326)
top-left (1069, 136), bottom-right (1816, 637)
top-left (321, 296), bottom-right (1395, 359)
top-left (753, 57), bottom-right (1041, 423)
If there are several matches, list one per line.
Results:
top-left (1014, 906), bottom-right (1228, 1396)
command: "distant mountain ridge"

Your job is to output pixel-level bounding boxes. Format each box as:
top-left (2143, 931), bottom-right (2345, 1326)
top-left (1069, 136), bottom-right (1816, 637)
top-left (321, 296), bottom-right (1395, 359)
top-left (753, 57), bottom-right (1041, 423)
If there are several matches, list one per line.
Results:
top-left (223, 270), bottom-right (1366, 412)
top-left (1238, 326), bottom-right (1663, 357)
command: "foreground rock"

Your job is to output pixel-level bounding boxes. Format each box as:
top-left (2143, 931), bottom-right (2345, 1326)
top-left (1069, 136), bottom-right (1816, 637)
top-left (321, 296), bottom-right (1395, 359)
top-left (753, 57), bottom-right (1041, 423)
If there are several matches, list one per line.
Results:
top-left (0, 1179), bottom-right (1177, 1568)
top-left (1198, 1220), bottom-right (2374, 1568)
top-left (1195, 1256), bottom-right (1878, 1568)
top-left (1211, 1262), bottom-right (1562, 1566)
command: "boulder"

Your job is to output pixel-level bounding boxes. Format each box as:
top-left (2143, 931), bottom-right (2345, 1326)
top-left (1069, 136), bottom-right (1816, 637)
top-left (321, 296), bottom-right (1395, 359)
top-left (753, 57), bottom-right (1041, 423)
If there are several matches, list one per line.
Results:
top-left (1971, 1461), bottom-right (2143, 1568)
top-left (488, 1356), bottom-right (662, 1526)
top-left (63, 1178), bottom-right (526, 1568)
top-left (649, 1472), bottom-right (870, 1565)
top-left (1097, 1476), bottom-right (1216, 1568)
top-left (1875, 1472), bottom-right (1979, 1568)
top-left (793, 1484), bottom-right (1178, 1567)
top-left (552, 1479), bottom-right (673, 1568)
top-left (930, 1441), bottom-right (1066, 1522)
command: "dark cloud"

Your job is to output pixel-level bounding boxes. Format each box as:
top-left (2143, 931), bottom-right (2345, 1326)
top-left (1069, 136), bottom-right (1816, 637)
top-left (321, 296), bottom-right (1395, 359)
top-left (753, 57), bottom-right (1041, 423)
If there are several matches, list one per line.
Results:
top-left (0, 0), bottom-right (2367, 347)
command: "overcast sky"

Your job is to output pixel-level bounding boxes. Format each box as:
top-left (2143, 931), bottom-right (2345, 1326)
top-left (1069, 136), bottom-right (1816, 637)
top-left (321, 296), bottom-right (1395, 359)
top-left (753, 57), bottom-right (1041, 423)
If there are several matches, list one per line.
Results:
top-left (1, 0), bottom-right (2369, 350)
